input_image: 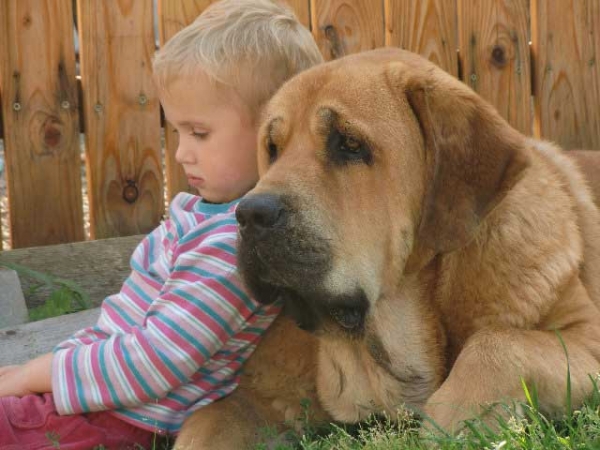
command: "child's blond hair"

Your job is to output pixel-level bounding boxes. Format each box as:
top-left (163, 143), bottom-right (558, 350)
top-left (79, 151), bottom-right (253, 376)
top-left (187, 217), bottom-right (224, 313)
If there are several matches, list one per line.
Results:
top-left (153, 0), bottom-right (323, 119)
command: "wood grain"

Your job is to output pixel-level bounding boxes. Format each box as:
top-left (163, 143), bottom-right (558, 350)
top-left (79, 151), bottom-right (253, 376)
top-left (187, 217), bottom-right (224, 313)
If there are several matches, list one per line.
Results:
top-left (311, 0), bottom-right (385, 61)
top-left (385, 0), bottom-right (458, 77)
top-left (531, 0), bottom-right (600, 149)
top-left (0, 0), bottom-right (84, 248)
top-left (77, 0), bottom-right (163, 239)
top-left (458, 0), bottom-right (531, 135)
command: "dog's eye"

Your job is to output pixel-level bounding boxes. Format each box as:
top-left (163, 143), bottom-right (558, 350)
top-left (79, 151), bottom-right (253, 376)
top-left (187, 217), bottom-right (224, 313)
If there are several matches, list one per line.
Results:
top-left (341, 136), bottom-right (361, 153)
top-left (327, 129), bottom-right (373, 166)
top-left (267, 139), bottom-right (278, 164)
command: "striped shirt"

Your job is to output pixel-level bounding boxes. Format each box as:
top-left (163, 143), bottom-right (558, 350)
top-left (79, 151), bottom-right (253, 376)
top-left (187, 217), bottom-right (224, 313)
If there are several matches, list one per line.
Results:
top-left (51, 192), bottom-right (281, 434)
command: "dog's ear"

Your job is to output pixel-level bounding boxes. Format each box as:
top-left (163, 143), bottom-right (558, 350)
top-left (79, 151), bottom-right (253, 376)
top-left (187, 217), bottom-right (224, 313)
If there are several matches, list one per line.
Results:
top-left (389, 62), bottom-right (530, 255)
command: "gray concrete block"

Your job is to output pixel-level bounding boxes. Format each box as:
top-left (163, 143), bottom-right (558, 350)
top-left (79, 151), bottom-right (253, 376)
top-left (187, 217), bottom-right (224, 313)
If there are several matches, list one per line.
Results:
top-left (0, 268), bottom-right (28, 328)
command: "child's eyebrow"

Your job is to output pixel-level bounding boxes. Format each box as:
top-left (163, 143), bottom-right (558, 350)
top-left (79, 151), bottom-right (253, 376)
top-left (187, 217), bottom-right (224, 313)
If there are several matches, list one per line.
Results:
top-left (171, 120), bottom-right (211, 129)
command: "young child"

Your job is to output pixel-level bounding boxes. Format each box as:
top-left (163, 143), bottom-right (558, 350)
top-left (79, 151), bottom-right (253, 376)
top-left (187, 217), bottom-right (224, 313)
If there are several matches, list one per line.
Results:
top-left (0, 1), bottom-right (323, 448)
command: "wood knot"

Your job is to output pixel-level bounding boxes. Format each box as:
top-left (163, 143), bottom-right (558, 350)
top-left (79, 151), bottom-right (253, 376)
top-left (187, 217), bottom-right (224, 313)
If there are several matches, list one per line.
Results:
top-left (43, 119), bottom-right (63, 147)
top-left (122, 180), bottom-right (139, 204)
top-left (491, 45), bottom-right (507, 68)
top-left (324, 24), bottom-right (336, 40)
top-left (22, 14), bottom-right (32, 28)
top-left (324, 25), bottom-right (343, 60)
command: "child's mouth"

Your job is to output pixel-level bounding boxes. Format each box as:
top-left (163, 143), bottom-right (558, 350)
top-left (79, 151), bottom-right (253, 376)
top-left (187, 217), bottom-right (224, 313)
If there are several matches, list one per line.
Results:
top-left (187, 176), bottom-right (204, 188)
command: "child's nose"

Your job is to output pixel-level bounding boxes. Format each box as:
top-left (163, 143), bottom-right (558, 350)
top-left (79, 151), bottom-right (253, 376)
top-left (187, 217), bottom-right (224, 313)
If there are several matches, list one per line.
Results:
top-left (175, 140), bottom-right (195, 165)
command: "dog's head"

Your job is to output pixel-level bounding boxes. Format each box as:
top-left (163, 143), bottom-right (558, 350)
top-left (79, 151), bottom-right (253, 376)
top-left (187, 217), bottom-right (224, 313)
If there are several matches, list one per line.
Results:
top-left (236, 49), bottom-right (529, 335)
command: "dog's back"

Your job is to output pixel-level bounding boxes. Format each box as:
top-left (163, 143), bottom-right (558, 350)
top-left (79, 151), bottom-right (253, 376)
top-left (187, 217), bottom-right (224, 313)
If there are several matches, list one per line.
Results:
top-left (538, 144), bottom-right (600, 309)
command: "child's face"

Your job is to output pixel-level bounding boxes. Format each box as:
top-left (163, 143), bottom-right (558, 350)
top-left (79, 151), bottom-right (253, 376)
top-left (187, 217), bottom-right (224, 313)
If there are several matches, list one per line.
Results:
top-left (159, 72), bottom-right (259, 203)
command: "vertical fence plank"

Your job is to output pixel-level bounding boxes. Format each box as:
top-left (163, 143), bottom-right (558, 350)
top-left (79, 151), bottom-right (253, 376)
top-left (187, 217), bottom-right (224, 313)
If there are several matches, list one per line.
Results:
top-left (157, 0), bottom-right (212, 202)
top-left (286, 0), bottom-right (311, 29)
top-left (78, 0), bottom-right (163, 239)
top-left (311, 0), bottom-right (385, 61)
top-left (385, 0), bottom-right (458, 77)
top-left (0, 0), bottom-right (84, 248)
top-left (532, 0), bottom-right (600, 149)
top-left (458, 0), bottom-right (531, 135)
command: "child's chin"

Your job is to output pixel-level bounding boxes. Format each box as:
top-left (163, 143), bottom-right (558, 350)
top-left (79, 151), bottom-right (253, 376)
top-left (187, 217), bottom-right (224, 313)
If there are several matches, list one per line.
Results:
top-left (194, 187), bottom-right (213, 200)
top-left (199, 191), bottom-right (230, 204)
top-left (203, 189), bottom-right (247, 204)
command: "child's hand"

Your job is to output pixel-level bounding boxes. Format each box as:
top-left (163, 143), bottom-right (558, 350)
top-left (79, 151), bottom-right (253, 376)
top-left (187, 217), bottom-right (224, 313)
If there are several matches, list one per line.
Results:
top-left (0, 365), bottom-right (21, 377)
top-left (0, 353), bottom-right (53, 397)
top-left (0, 364), bottom-right (35, 397)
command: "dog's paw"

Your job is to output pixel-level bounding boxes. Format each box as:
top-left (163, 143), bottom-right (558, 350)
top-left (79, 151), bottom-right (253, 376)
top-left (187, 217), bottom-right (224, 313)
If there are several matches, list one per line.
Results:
top-left (271, 398), bottom-right (305, 432)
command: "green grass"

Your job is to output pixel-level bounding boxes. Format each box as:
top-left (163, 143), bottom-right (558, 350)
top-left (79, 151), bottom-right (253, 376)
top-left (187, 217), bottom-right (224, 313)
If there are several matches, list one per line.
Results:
top-left (254, 376), bottom-right (600, 450)
top-left (276, 403), bottom-right (600, 450)
top-left (0, 262), bottom-right (91, 321)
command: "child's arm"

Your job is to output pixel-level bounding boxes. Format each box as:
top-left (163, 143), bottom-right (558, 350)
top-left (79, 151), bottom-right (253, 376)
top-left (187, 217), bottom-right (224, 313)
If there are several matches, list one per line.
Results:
top-left (0, 352), bottom-right (53, 397)
top-left (50, 221), bottom-right (279, 416)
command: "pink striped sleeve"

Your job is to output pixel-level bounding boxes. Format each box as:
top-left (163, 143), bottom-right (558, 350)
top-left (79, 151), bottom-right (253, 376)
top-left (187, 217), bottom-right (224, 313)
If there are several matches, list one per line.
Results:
top-left (51, 219), bottom-right (261, 414)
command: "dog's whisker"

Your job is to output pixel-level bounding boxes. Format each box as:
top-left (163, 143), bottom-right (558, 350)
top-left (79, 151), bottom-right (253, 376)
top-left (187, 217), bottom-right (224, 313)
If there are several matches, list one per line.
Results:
top-left (254, 245), bottom-right (293, 287)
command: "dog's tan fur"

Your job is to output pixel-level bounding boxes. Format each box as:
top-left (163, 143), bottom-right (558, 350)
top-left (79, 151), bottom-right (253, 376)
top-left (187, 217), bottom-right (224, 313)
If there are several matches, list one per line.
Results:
top-left (568, 150), bottom-right (600, 207)
top-left (175, 49), bottom-right (600, 448)
top-left (174, 316), bottom-right (330, 448)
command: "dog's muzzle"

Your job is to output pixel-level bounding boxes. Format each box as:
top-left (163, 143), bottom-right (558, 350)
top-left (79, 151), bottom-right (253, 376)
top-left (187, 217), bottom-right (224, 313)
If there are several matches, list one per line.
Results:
top-left (236, 193), bottom-right (331, 301)
top-left (236, 193), bottom-right (369, 334)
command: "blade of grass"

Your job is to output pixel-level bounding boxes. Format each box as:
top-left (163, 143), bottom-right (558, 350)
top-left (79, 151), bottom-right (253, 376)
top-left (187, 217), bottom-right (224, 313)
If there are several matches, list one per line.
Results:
top-left (555, 329), bottom-right (573, 419)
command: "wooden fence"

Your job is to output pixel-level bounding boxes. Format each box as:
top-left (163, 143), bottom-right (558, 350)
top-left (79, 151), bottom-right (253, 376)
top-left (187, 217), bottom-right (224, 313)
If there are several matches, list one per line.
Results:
top-left (0, 0), bottom-right (599, 250)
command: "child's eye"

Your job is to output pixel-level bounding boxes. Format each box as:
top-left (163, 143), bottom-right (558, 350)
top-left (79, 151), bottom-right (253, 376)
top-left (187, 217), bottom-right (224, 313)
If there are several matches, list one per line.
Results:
top-left (191, 131), bottom-right (209, 139)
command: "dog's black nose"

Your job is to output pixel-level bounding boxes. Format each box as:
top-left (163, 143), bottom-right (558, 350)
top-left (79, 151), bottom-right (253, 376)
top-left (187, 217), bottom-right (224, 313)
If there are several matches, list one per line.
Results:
top-left (236, 194), bottom-right (287, 236)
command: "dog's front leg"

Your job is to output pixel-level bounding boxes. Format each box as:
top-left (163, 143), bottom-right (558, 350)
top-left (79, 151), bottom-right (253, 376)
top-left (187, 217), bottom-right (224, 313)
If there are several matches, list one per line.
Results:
top-left (423, 314), bottom-right (600, 433)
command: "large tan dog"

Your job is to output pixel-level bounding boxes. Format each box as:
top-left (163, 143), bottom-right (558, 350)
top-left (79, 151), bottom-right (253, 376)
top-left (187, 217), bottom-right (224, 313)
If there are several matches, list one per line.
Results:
top-left (175, 49), bottom-right (600, 448)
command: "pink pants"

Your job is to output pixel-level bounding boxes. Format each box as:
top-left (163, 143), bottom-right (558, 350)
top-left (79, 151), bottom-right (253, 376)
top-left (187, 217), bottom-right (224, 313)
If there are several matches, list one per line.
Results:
top-left (0, 394), bottom-right (156, 450)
